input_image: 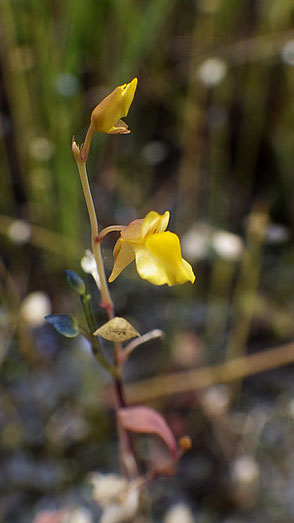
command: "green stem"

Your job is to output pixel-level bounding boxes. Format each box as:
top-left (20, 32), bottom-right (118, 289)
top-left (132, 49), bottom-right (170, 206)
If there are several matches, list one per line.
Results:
top-left (73, 150), bottom-right (113, 313)
top-left (80, 122), bottom-right (95, 162)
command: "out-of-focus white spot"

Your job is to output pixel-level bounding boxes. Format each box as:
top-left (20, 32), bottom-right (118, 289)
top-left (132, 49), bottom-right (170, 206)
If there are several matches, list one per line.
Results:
top-left (265, 223), bottom-right (290, 245)
top-left (7, 220), bottom-right (32, 244)
top-left (182, 223), bottom-right (243, 262)
top-left (81, 250), bottom-right (97, 274)
top-left (181, 223), bottom-right (211, 261)
top-left (281, 40), bottom-right (294, 66)
top-left (89, 473), bottom-right (139, 523)
top-left (212, 230), bottom-right (244, 261)
top-left (81, 250), bottom-right (101, 290)
top-left (89, 473), bottom-right (127, 506)
top-left (231, 455), bottom-right (260, 486)
top-left (202, 385), bottom-right (231, 417)
top-left (30, 137), bottom-right (55, 161)
top-left (230, 455), bottom-right (260, 508)
top-left (142, 140), bottom-right (169, 165)
top-left (20, 291), bottom-right (51, 327)
top-left (55, 73), bottom-right (80, 97)
top-left (100, 490), bottom-right (139, 523)
top-left (67, 507), bottom-right (93, 523)
top-left (164, 502), bottom-right (195, 523)
top-left (197, 57), bottom-right (227, 87)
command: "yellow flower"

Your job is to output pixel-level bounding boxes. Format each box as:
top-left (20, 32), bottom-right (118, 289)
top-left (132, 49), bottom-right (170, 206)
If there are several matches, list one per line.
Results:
top-left (109, 211), bottom-right (195, 286)
top-left (81, 77), bottom-right (137, 161)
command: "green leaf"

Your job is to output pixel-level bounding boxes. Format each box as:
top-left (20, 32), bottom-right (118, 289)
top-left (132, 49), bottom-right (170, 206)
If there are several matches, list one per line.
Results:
top-left (66, 270), bottom-right (86, 296)
top-left (45, 314), bottom-right (79, 338)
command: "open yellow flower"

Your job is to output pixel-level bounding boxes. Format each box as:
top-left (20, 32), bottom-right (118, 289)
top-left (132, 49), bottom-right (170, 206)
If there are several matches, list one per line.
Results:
top-left (109, 211), bottom-right (195, 286)
top-left (81, 77), bottom-right (137, 161)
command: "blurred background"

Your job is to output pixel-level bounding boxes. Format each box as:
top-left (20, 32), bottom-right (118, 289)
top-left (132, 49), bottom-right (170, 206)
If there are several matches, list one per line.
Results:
top-left (1, 0), bottom-right (294, 521)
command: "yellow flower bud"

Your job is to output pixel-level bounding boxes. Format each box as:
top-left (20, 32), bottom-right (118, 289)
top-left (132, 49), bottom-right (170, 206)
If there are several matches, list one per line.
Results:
top-left (81, 78), bottom-right (137, 161)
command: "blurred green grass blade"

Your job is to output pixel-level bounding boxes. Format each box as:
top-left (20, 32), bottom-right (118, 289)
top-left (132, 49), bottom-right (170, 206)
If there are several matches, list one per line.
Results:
top-left (113, 0), bottom-right (176, 79)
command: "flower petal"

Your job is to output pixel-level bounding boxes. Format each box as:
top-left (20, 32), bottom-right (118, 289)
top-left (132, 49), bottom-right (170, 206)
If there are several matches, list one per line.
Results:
top-left (119, 77), bottom-right (138, 115)
top-left (120, 218), bottom-right (144, 243)
top-left (107, 119), bottom-right (130, 135)
top-left (108, 239), bottom-right (135, 282)
top-left (141, 211), bottom-right (170, 239)
top-left (134, 231), bottom-right (195, 286)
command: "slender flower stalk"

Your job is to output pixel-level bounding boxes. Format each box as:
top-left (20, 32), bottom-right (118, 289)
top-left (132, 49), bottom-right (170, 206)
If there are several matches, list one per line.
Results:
top-left (95, 225), bottom-right (125, 244)
top-left (72, 140), bottom-right (113, 313)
